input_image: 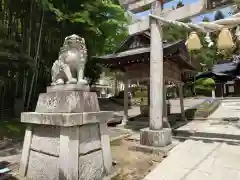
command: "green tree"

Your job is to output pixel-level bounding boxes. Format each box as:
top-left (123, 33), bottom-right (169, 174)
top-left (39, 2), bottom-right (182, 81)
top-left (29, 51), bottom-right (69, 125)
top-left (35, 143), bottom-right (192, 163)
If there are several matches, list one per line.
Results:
top-left (202, 16), bottom-right (210, 22)
top-left (47, 0), bottom-right (128, 86)
top-left (214, 10), bottom-right (225, 20)
top-left (195, 78), bottom-right (215, 91)
top-left (176, 1), bottom-right (184, 8)
top-left (0, 0), bottom-right (128, 111)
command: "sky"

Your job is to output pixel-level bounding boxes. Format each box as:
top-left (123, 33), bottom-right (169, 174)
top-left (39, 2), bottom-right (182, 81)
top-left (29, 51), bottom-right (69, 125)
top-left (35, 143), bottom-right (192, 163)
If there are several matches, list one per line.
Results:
top-left (135, 0), bottom-right (232, 22)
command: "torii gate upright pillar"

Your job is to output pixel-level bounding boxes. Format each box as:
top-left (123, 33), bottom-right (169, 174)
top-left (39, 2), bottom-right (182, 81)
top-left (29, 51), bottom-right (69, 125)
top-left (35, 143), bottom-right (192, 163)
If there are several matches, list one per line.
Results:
top-left (140, 0), bottom-right (172, 148)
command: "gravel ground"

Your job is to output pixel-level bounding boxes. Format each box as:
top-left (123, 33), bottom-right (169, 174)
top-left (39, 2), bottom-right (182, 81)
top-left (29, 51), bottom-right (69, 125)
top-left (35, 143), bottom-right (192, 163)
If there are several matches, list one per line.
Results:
top-left (111, 140), bottom-right (164, 180)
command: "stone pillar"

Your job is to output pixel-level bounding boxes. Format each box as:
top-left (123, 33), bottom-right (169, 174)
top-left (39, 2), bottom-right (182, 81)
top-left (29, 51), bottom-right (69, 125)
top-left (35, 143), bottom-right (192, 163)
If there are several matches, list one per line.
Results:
top-left (223, 83), bottom-right (226, 98)
top-left (163, 84), bottom-right (167, 117)
top-left (212, 89), bottom-right (216, 99)
top-left (123, 74), bottom-right (129, 121)
top-left (147, 82), bottom-right (150, 106)
top-left (140, 1), bottom-right (172, 148)
top-left (178, 84), bottom-right (186, 121)
top-left (149, 1), bottom-right (163, 130)
top-left (19, 84), bottom-right (113, 180)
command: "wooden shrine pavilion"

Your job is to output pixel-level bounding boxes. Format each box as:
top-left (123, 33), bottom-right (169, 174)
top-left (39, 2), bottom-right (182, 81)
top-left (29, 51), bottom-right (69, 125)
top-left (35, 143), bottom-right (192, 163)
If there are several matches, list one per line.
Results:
top-left (94, 32), bottom-right (199, 122)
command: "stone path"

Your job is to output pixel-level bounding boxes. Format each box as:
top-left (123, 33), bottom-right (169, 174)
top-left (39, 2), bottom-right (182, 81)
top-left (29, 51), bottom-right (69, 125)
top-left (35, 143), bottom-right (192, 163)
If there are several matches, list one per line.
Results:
top-left (174, 119), bottom-right (240, 141)
top-left (209, 99), bottom-right (240, 119)
top-left (169, 98), bottom-right (205, 114)
top-left (125, 98), bottom-right (206, 122)
top-left (144, 98), bottom-right (240, 179)
top-left (144, 139), bottom-right (240, 180)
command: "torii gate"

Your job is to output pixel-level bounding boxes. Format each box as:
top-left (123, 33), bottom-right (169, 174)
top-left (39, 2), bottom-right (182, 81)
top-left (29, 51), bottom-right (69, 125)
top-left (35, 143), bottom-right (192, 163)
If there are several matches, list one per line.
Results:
top-left (118, 0), bottom-right (237, 148)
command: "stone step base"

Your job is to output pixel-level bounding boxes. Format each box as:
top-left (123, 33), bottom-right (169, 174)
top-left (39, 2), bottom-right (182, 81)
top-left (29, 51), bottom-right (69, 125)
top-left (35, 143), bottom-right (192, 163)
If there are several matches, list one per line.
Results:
top-left (126, 119), bottom-right (185, 130)
top-left (173, 129), bottom-right (240, 141)
top-left (129, 142), bottom-right (176, 157)
top-left (173, 135), bottom-right (240, 144)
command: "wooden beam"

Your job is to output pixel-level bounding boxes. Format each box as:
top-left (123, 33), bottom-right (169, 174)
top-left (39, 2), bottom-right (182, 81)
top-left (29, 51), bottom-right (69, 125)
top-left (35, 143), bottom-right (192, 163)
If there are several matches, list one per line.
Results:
top-left (127, 0), bottom-right (234, 35)
top-left (122, 0), bottom-right (174, 13)
top-left (162, 0), bottom-right (205, 21)
top-left (124, 0), bottom-right (233, 17)
top-left (128, 17), bottom-right (150, 35)
top-left (127, 0), bottom-right (156, 13)
top-left (121, 0), bottom-right (138, 5)
top-left (205, 0), bottom-right (233, 10)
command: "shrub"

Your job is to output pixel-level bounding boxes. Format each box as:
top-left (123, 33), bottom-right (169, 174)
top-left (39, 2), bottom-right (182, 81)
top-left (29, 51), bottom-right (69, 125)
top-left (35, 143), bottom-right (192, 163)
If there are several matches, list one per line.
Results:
top-left (195, 78), bottom-right (215, 91)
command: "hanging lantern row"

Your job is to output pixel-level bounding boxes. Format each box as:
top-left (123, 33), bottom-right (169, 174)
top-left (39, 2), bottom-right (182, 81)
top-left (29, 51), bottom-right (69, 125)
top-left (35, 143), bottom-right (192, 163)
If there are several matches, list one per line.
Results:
top-left (186, 27), bottom-right (239, 50)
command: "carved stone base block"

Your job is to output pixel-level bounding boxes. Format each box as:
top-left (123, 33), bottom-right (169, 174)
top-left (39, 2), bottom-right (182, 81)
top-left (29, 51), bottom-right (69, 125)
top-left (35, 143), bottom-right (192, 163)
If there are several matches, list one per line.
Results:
top-left (35, 90), bottom-right (99, 113)
top-left (19, 89), bottom-right (113, 180)
top-left (140, 128), bottom-right (172, 147)
top-left (19, 112), bottom-right (112, 180)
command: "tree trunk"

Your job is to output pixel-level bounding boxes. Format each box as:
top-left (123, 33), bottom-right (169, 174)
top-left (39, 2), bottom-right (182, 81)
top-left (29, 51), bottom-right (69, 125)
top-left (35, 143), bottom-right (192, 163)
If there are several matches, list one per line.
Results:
top-left (26, 8), bottom-right (44, 110)
top-left (20, 0), bottom-right (34, 110)
top-left (7, 0), bottom-right (12, 39)
top-left (22, 70), bottom-right (28, 110)
top-left (27, 0), bottom-right (34, 55)
top-left (33, 9), bottom-right (45, 98)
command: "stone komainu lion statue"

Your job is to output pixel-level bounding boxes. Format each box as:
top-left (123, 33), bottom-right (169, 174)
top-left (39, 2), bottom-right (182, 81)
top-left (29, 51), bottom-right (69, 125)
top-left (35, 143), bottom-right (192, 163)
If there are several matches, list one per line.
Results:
top-left (51, 34), bottom-right (88, 86)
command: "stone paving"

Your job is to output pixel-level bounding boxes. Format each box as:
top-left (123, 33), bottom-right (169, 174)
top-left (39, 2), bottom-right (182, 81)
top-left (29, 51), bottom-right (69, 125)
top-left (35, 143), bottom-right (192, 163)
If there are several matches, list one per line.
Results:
top-left (209, 99), bottom-right (240, 119)
top-left (169, 98), bottom-right (205, 114)
top-left (172, 98), bottom-right (240, 141)
top-left (144, 139), bottom-right (240, 180)
top-left (175, 119), bottom-right (240, 140)
top-left (144, 98), bottom-right (240, 180)
top-left (126, 98), bottom-right (206, 118)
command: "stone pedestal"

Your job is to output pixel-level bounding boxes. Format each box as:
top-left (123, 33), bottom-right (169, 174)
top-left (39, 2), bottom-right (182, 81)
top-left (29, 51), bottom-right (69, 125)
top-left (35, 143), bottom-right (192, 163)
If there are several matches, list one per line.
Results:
top-left (129, 127), bottom-right (174, 156)
top-left (140, 128), bottom-right (172, 147)
top-left (19, 85), bottom-right (113, 180)
top-left (130, 127), bottom-right (173, 156)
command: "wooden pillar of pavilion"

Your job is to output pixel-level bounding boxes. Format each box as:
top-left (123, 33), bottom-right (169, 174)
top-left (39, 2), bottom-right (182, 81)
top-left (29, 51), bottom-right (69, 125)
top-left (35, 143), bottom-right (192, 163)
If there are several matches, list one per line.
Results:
top-left (147, 83), bottom-right (150, 106)
top-left (123, 74), bottom-right (129, 122)
top-left (178, 84), bottom-right (186, 122)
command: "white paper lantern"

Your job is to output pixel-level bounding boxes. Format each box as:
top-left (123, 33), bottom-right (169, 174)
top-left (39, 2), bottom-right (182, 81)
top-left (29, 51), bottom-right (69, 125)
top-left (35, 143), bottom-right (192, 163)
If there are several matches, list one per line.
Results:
top-left (217, 28), bottom-right (234, 49)
top-left (186, 31), bottom-right (202, 50)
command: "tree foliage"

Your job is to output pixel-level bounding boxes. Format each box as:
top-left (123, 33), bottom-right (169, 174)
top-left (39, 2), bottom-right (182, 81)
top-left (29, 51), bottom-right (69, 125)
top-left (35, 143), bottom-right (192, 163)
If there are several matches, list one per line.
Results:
top-left (42, 0), bottom-right (128, 85)
top-left (195, 78), bottom-right (215, 91)
top-left (0, 0), bottom-right (128, 111)
top-left (202, 16), bottom-right (210, 22)
top-left (214, 10), bottom-right (225, 20)
top-left (176, 1), bottom-right (184, 8)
